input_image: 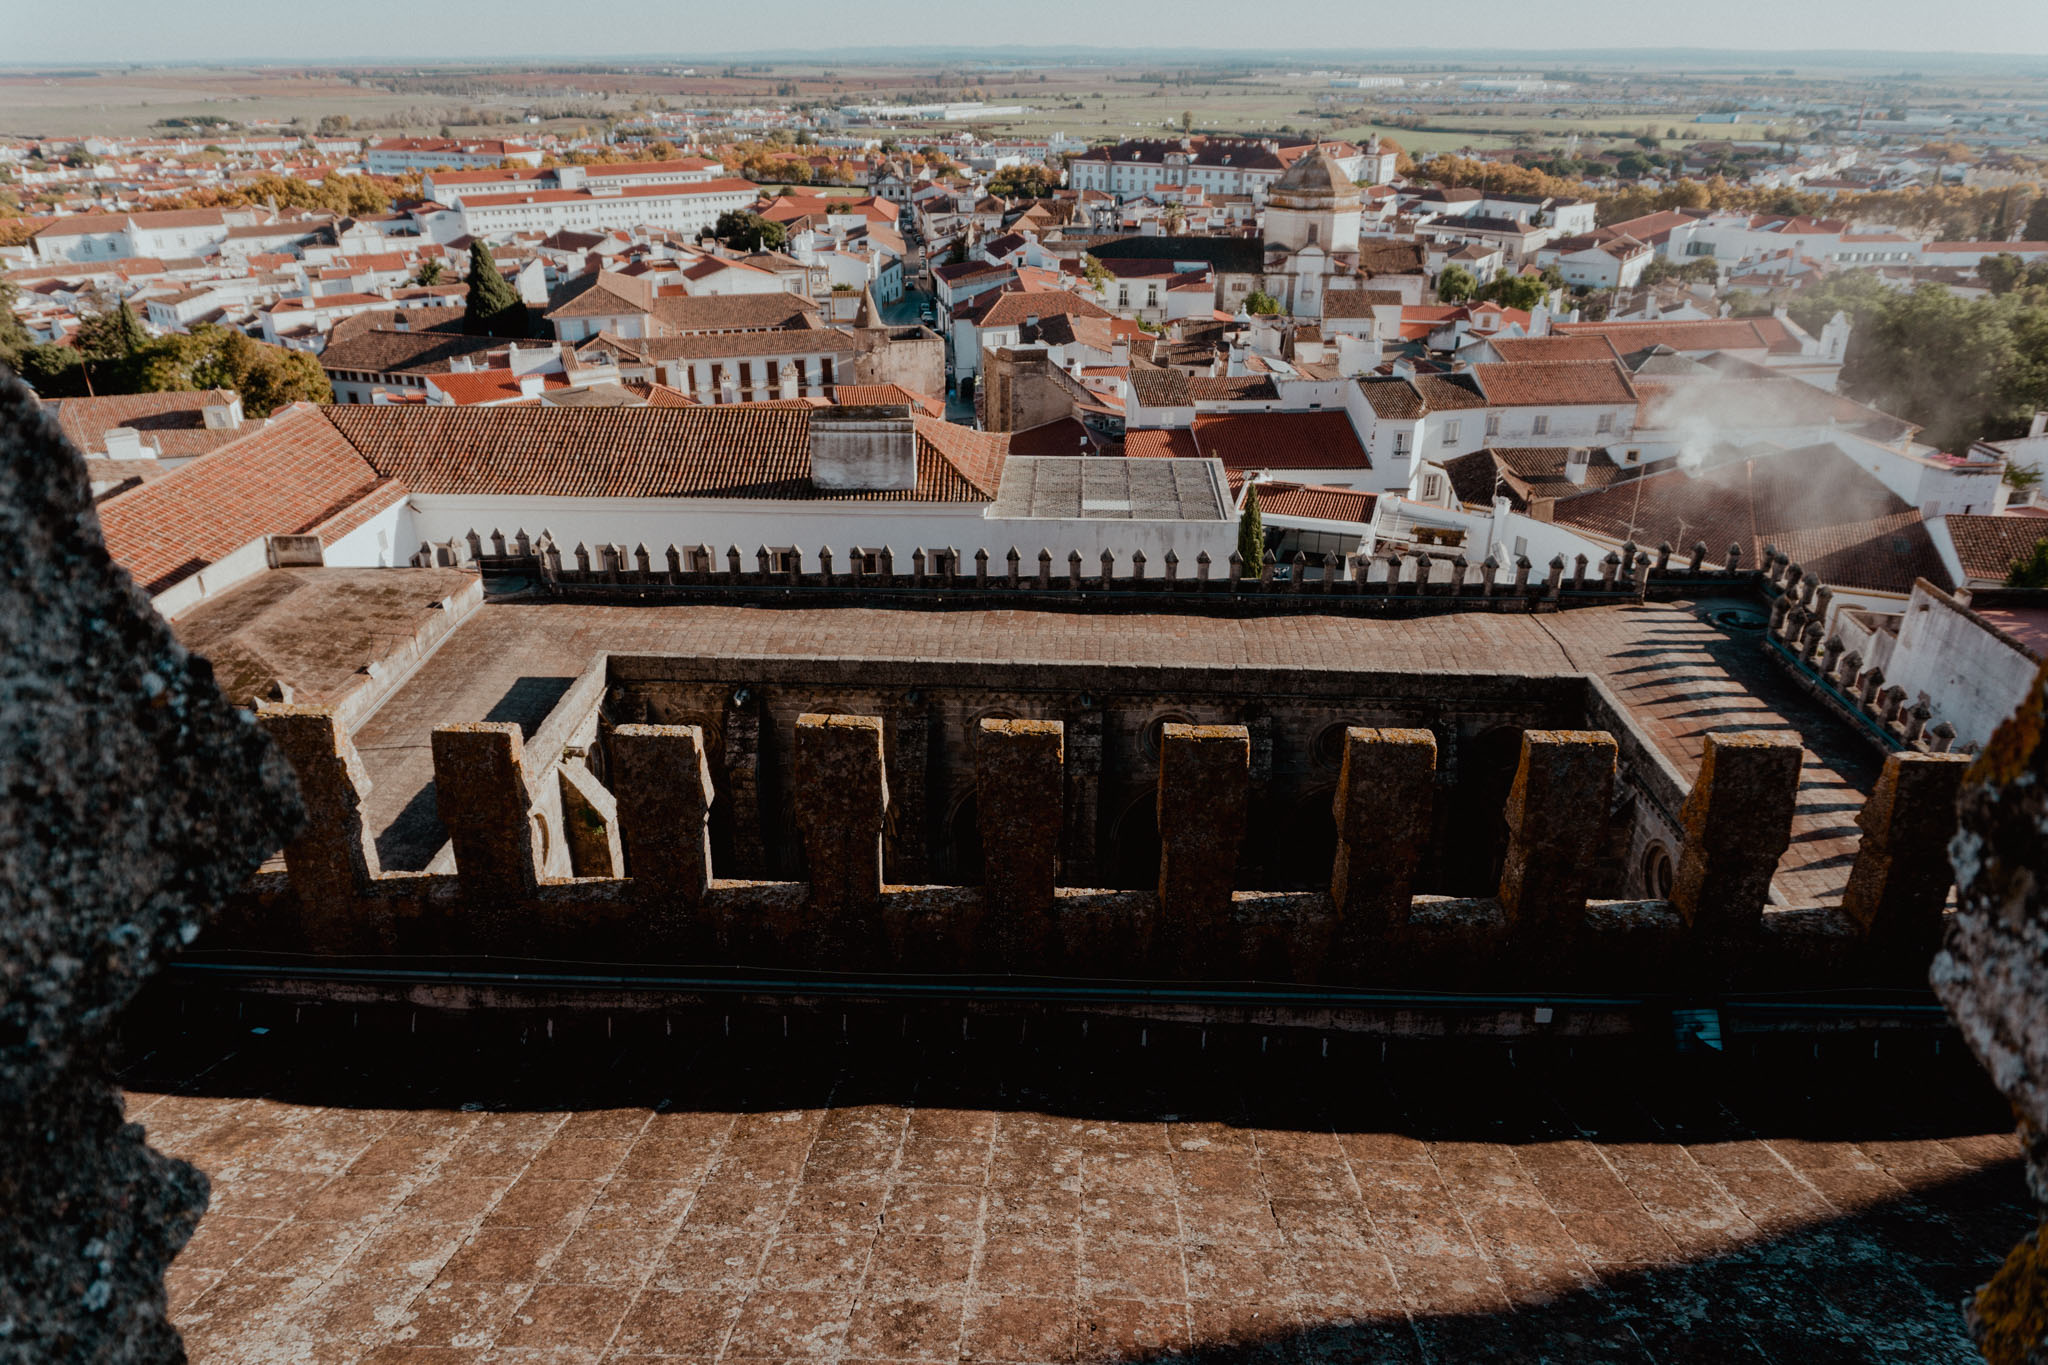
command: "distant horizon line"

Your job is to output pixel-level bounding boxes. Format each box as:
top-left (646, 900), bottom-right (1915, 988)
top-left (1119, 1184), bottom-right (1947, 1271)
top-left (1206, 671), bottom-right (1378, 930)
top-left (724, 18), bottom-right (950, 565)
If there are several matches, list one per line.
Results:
top-left (7, 44), bottom-right (2048, 65)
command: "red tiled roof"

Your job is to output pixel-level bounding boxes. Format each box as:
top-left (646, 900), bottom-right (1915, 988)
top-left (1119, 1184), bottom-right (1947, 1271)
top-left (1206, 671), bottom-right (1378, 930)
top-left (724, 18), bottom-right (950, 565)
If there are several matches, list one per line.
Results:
top-left (1121, 428), bottom-right (1201, 459)
top-left (1470, 360), bottom-right (1638, 407)
top-left (1553, 319), bottom-right (1775, 354)
top-left (323, 405), bottom-right (994, 503)
top-left (831, 384), bottom-right (945, 417)
top-left (1488, 335), bottom-right (1623, 365)
top-left (967, 289), bottom-right (1111, 329)
top-left (426, 369), bottom-right (572, 404)
top-left (43, 389), bottom-right (245, 460)
top-left (1247, 480), bottom-right (1378, 523)
top-left (1944, 514), bottom-right (2048, 583)
top-left (1188, 411), bottom-right (1370, 471)
top-left (96, 406), bottom-right (388, 594)
top-left (1552, 444), bottom-right (1947, 594)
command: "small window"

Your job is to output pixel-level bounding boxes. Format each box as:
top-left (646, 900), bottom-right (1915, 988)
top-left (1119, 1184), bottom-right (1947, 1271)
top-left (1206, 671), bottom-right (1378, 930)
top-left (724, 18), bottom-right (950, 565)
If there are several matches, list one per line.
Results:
top-left (1596, 412), bottom-right (1613, 433)
top-left (1393, 433), bottom-right (1410, 456)
top-left (1532, 415), bottom-right (1550, 436)
top-left (1485, 413), bottom-right (1500, 437)
top-left (1513, 535), bottom-right (1528, 558)
top-left (1422, 474), bottom-right (1442, 499)
top-left (1443, 420), bottom-right (1460, 446)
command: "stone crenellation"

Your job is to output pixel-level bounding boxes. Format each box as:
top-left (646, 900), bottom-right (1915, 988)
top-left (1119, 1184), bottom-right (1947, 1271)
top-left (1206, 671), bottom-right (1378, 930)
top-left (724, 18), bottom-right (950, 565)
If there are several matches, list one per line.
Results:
top-left (410, 528), bottom-right (1760, 612)
top-left (1759, 553), bottom-right (1962, 757)
top-left (224, 684), bottom-right (1968, 997)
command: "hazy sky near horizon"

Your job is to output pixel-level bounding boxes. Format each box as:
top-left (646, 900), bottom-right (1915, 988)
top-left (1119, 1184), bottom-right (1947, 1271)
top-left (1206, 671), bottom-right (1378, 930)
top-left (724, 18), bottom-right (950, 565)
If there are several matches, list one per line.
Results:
top-left (6, 0), bottom-right (2048, 63)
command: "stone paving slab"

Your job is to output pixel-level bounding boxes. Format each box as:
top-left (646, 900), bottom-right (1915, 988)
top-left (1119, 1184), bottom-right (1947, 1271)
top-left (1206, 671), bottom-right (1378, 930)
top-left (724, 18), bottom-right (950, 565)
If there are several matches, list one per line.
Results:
top-left (128, 1025), bottom-right (2026, 1365)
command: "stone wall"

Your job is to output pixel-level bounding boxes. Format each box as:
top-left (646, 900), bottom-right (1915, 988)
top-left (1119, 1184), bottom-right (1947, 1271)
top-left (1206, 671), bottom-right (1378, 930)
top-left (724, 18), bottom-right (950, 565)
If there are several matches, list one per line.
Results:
top-left (215, 643), bottom-right (1970, 996)
top-left (0, 373), bottom-right (303, 1362)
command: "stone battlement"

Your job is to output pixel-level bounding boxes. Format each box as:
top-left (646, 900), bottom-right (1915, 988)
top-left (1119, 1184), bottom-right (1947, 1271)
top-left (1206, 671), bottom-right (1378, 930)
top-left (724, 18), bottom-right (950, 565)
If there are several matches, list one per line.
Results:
top-left (222, 675), bottom-right (1968, 997)
top-left (415, 527), bottom-right (1759, 613)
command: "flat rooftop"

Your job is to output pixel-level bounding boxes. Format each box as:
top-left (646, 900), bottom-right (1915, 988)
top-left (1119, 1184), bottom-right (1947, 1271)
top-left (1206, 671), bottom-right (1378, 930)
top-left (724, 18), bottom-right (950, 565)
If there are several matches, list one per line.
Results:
top-left (129, 1019), bottom-right (2026, 1364)
top-left (989, 457), bottom-right (1233, 522)
top-left (327, 591), bottom-right (1875, 901)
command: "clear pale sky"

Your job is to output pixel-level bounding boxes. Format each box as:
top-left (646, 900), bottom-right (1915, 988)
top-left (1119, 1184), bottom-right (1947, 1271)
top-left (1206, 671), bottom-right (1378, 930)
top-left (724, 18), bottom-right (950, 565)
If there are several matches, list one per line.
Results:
top-left (5, 0), bottom-right (2047, 62)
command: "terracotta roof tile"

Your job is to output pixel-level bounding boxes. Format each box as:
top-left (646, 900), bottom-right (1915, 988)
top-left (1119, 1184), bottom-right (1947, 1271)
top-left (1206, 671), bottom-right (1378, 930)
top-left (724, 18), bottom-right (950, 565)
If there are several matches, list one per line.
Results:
top-left (96, 406), bottom-right (387, 594)
top-left (1470, 359), bottom-right (1637, 407)
top-left (43, 389), bottom-right (244, 459)
top-left (1247, 479), bottom-right (1378, 522)
top-left (1488, 335), bottom-right (1623, 365)
top-left (323, 405), bottom-right (992, 503)
top-left (1188, 410), bottom-right (1370, 471)
top-left (1945, 514), bottom-right (2048, 583)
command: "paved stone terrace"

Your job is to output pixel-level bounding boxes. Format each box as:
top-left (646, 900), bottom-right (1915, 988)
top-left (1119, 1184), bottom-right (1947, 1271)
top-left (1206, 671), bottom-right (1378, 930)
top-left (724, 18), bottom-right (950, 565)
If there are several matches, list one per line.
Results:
top-left (132, 1023), bottom-right (2025, 1365)
top-left (343, 595), bottom-right (1876, 900)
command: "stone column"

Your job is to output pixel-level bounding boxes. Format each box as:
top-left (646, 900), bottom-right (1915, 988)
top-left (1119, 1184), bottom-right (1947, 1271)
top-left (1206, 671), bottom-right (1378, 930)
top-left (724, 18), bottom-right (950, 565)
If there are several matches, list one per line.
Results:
top-left (431, 722), bottom-right (541, 912)
top-left (793, 713), bottom-right (890, 961)
top-left (257, 704), bottom-right (382, 950)
top-left (1497, 730), bottom-right (1616, 941)
top-left (610, 723), bottom-right (716, 931)
top-left (1841, 750), bottom-right (1969, 966)
top-left (1157, 723), bottom-right (1249, 973)
top-left (1669, 732), bottom-right (1803, 940)
top-left (1330, 728), bottom-right (1436, 936)
top-left (975, 719), bottom-right (1064, 968)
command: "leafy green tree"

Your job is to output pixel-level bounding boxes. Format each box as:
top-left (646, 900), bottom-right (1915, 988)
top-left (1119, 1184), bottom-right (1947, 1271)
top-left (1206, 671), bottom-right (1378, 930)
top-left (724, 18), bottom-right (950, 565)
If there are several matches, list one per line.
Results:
top-left (711, 210), bottom-right (787, 252)
top-left (414, 259), bottom-right (446, 286)
top-left (1080, 254), bottom-right (1112, 294)
top-left (1242, 290), bottom-right (1281, 316)
top-left (74, 299), bottom-right (147, 367)
top-left (0, 280), bottom-right (31, 370)
top-left (2026, 195), bottom-right (2048, 246)
top-left (2008, 537), bottom-right (2048, 588)
top-left (1477, 272), bottom-right (1553, 311)
top-left (13, 342), bottom-right (85, 396)
top-left (2008, 460), bottom-right (2042, 493)
top-left (1436, 266), bottom-right (1477, 303)
top-left (1981, 254), bottom-right (2026, 296)
top-left (130, 324), bottom-right (332, 416)
top-left (462, 240), bottom-right (527, 338)
top-left (987, 163), bottom-right (1059, 199)
top-left (1237, 483), bottom-right (1264, 577)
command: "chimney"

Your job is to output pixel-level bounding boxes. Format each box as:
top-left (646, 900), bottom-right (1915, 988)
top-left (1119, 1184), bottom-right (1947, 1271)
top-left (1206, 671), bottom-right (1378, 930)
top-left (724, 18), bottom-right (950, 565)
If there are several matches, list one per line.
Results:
top-left (102, 426), bottom-right (147, 460)
top-left (808, 405), bottom-right (918, 492)
top-left (2032, 411), bottom-right (2047, 439)
top-left (201, 394), bottom-right (244, 430)
top-left (1565, 448), bottom-right (1590, 486)
top-left (519, 373), bottom-right (545, 398)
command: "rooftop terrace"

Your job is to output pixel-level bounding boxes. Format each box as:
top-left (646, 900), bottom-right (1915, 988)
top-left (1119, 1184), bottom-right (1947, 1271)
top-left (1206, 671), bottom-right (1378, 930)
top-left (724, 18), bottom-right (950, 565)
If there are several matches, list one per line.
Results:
top-left (127, 1011), bottom-right (2027, 1365)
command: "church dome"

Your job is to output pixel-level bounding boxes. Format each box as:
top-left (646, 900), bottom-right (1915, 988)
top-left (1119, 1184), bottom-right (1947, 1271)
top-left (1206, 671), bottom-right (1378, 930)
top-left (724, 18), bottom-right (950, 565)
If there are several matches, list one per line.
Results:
top-left (1268, 148), bottom-right (1362, 211)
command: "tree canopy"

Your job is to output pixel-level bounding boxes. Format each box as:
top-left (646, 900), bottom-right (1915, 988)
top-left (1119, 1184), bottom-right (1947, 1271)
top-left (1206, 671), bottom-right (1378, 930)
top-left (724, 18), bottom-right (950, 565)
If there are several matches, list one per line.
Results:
top-left (462, 240), bottom-right (528, 338)
top-left (1242, 290), bottom-right (1281, 316)
top-left (987, 163), bottom-right (1060, 199)
top-left (11, 319), bottom-right (328, 414)
top-left (1786, 274), bottom-right (2048, 453)
top-left (711, 210), bottom-right (787, 253)
top-left (1237, 484), bottom-right (1264, 577)
top-left (1437, 266), bottom-right (1477, 303)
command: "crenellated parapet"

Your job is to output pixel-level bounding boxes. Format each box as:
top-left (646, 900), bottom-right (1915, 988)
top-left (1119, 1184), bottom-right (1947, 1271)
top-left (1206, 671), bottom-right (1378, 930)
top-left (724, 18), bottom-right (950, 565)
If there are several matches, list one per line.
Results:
top-left (231, 695), bottom-right (1972, 995)
top-left (407, 528), bottom-right (1764, 614)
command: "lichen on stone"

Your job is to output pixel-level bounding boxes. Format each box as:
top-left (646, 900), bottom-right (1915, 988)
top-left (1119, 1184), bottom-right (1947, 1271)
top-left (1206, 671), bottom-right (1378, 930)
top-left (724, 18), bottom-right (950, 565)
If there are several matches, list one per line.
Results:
top-left (1936, 659), bottom-right (2048, 1362)
top-left (0, 371), bottom-right (303, 1364)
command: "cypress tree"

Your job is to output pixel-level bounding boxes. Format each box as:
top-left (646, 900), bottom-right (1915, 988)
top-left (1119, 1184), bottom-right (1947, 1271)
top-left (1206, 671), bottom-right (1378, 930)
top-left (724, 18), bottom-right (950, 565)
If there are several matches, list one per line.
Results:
top-left (1237, 484), bottom-right (1264, 578)
top-left (463, 240), bottom-right (527, 338)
